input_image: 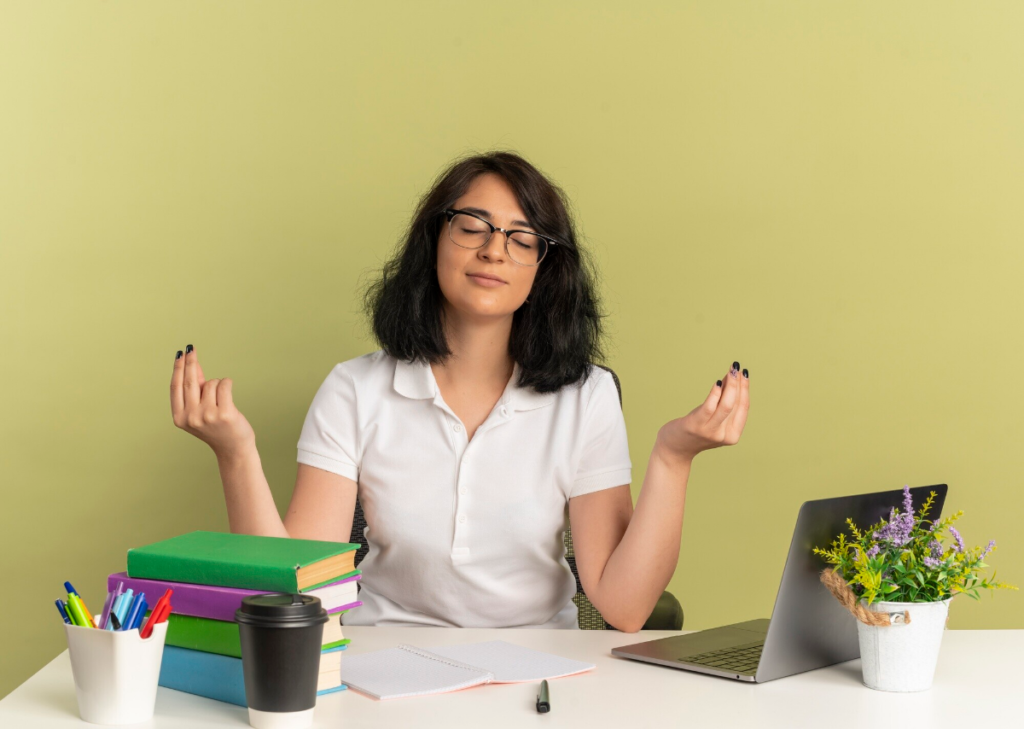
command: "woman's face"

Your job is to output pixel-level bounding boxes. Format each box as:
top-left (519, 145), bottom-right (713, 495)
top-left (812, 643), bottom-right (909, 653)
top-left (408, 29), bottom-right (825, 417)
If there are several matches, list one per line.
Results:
top-left (436, 173), bottom-right (540, 321)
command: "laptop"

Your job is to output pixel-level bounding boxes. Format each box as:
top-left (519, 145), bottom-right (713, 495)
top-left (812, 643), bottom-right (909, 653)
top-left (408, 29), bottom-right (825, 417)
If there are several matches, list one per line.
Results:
top-left (611, 484), bottom-right (948, 683)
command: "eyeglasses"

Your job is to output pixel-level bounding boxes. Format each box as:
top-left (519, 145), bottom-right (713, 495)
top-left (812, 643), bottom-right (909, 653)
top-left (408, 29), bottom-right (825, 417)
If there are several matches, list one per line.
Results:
top-left (442, 208), bottom-right (560, 266)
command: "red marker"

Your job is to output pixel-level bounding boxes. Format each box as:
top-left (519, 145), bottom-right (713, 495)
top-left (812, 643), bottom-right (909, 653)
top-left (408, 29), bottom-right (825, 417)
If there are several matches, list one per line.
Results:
top-left (140, 588), bottom-right (173, 639)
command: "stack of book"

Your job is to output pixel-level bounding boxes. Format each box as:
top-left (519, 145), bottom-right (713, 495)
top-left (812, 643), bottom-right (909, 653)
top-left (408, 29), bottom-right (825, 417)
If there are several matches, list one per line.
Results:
top-left (111, 530), bottom-right (361, 706)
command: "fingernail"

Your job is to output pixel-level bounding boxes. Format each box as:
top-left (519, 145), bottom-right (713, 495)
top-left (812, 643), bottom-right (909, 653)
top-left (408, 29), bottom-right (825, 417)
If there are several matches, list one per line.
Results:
top-left (732, 361), bottom-right (740, 371)
top-left (742, 368), bottom-right (749, 379)
top-left (716, 380), bottom-right (722, 387)
top-left (175, 350), bottom-right (183, 360)
top-left (185, 344), bottom-right (193, 354)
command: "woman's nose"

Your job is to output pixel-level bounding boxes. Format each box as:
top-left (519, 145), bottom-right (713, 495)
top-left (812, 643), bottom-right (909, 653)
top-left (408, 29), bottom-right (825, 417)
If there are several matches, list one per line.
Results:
top-left (478, 232), bottom-right (508, 262)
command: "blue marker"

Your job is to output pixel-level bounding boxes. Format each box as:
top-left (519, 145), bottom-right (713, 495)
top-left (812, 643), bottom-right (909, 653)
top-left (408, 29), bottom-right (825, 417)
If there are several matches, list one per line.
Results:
top-left (129, 598), bottom-right (149, 631)
top-left (107, 592), bottom-right (125, 630)
top-left (64, 581), bottom-right (80, 596)
top-left (117, 590), bottom-right (138, 631)
top-left (111, 588), bottom-right (134, 631)
top-left (55, 599), bottom-right (71, 624)
top-left (122, 592), bottom-right (146, 632)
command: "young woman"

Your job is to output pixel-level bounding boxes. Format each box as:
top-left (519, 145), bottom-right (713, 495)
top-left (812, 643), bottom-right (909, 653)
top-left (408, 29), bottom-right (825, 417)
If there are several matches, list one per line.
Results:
top-left (169, 151), bottom-right (750, 632)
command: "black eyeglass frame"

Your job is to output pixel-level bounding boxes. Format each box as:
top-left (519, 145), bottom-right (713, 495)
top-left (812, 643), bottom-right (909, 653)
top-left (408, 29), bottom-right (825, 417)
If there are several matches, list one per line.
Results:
top-left (441, 208), bottom-right (561, 266)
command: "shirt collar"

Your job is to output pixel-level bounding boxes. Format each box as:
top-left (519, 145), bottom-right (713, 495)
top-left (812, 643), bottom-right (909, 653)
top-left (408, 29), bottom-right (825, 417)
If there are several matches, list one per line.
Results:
top-left (393, 357), bottom-right (556, 412)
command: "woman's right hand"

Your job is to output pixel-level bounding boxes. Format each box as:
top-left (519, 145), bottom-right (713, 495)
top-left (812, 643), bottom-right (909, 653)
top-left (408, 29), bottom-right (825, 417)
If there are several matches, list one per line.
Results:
top-left (170, 345), bottom-right (256, 459)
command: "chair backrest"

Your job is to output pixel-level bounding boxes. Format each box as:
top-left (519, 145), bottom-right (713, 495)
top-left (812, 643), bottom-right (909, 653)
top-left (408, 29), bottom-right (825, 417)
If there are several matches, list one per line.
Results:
top-left (568, 364), bottom-right (619, 629)
top-left (347, 364), bottom-right (620, 630)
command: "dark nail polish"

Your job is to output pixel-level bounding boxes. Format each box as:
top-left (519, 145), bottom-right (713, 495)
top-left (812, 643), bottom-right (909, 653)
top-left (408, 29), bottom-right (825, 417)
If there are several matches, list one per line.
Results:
top-left (716, 380), bottom-right (723, 387)
top-left (742, 368), bottom-right (749, 378)
top-left (732, 361), bottom-right (740, 371)
top-left (175, 350), bottom-right (183, 360)
top-left (185, 344), bottom-right (193, 354)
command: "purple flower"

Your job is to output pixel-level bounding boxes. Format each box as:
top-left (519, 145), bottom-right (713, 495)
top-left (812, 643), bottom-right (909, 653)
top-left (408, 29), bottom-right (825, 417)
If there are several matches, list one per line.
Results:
top-left (867, 544), bottom-right (880, 559)
top-left (929, 540), bottom-right (943, 559)
top-left (923, 556), bottom-right (941, 569)
top-left (902, 484), bottom-right (914, 520)
top-left (875, 505), bottom-right (914, 547)
top-left (949, 526), bottom-right (966, 554)
top-left (981, 539), bottom-right (996, 558)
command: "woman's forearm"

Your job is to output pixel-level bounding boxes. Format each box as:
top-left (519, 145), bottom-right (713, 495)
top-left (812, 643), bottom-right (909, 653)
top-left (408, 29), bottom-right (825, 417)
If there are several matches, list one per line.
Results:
top-left (593, 439), bottom-right (691, 632)
top-left (216, 439), bottom-right (289, 538)
top-left (594, 368), bottom-right (749, 631)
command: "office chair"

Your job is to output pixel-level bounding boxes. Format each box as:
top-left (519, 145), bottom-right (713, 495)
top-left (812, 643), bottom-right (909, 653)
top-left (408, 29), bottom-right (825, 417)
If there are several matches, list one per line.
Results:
top-left (346, 364), bottom-right (684, 631)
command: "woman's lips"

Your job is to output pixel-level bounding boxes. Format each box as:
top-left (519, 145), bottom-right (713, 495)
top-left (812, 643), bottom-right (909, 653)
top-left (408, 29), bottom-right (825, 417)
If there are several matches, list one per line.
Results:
top-left (467, 273), bottom-right (506, 287)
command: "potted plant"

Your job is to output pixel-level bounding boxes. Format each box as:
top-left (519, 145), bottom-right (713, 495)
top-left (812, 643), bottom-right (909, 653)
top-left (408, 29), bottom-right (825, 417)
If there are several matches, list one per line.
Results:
top-left (812, 485), bottom-right (1016, 692)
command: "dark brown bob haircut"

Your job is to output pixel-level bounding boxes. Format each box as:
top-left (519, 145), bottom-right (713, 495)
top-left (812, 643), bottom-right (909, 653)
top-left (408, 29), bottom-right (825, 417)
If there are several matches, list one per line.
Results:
top-left (363, 150), bottom-right (605, 394)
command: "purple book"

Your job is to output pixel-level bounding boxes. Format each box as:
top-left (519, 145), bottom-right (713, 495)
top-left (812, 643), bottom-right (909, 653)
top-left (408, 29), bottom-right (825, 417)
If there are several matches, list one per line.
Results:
top-left (107, 571), bottom-right (361, 623)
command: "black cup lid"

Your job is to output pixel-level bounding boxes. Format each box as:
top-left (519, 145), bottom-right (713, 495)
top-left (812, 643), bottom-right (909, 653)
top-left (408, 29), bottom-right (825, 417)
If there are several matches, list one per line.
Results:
top-left (235, 593), bottom-right (327, 625)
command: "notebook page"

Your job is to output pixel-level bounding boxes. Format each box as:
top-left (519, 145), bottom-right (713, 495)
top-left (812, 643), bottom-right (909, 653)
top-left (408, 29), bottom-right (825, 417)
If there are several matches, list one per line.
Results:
top-left (425, 640), bottom-right (596, 683)
top-left (340, 645), bottom-right (493, 700)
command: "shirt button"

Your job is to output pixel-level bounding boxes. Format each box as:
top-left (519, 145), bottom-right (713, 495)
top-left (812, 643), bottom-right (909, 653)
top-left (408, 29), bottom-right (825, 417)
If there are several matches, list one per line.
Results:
top-left (459, 487), bottom-right (467, 496)
top-left (453, 422), bottom-right (462, 433)
top-left (458, 514), bottom-right (467, 523)
top-left (500, 406), bottom-right (508, 417)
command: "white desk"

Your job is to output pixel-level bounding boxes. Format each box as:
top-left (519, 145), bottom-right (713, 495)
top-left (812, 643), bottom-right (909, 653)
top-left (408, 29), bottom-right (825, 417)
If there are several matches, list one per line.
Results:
top-left (2, 627), bottom-right (1020, 728)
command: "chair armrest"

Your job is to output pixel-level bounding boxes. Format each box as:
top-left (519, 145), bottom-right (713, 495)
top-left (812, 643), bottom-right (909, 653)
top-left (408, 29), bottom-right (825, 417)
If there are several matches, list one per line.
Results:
top-left (640, 590), bottom-right (684, 631)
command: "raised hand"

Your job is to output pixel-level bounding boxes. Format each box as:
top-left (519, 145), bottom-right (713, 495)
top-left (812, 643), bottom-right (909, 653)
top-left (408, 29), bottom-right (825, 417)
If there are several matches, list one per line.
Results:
top-left (170, 344), bottom-right (255, 459)
top-left (656, 361), bottom-right (750, 462)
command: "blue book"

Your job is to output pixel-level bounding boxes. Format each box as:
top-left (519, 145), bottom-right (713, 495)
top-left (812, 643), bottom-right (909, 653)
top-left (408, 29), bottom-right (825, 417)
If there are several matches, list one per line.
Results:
top-left (159, 645), bottom-right (347, 707)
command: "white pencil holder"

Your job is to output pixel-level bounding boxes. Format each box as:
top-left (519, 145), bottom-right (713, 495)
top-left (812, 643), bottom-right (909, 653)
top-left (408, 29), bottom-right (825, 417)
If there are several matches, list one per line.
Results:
top-left (64, 619), bottom-right (169, 725)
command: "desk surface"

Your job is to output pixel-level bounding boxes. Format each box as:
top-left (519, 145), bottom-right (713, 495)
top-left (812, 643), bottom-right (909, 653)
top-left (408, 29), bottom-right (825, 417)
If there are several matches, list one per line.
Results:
top-left (2, 627), bottom-right (1020, 728)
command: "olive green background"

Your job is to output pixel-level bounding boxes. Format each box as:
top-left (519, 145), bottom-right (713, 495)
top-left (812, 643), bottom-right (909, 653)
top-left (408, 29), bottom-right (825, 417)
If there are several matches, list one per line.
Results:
top-left (2, 0), bottom-right (1021, 698)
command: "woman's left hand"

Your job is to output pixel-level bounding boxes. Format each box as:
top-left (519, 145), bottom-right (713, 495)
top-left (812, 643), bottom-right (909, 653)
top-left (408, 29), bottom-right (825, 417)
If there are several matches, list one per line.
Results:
top-left (656, 361), bottom-right (750, 463)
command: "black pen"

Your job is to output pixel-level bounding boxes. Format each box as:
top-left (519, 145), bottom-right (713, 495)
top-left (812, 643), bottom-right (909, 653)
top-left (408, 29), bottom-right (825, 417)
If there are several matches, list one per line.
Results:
top-left (536, 679), bottom-right (550, 713)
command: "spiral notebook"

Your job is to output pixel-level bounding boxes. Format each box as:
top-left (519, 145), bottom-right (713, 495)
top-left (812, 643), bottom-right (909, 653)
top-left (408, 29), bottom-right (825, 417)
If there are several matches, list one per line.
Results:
top-left (340, 640), bottom-right (596, 700)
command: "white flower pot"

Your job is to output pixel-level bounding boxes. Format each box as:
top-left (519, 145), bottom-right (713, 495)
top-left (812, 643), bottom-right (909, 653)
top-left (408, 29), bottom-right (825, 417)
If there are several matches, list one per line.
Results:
top-left (856, 597), bottom-right (952, 692)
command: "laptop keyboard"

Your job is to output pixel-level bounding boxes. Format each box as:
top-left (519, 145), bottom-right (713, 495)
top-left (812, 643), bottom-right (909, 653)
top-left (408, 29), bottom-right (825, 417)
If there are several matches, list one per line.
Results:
top-left (679, 640), bottom-right (765, 674)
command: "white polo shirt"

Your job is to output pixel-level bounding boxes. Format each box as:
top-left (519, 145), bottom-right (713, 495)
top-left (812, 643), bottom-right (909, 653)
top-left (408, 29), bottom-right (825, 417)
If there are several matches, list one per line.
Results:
top-left (295, 349), bottom-right (632, 629)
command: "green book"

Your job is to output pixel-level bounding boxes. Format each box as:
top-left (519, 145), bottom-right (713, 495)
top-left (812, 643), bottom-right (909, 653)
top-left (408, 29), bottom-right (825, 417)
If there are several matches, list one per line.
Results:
top-left (127, 530), bottom-right (359, 593)
top-left (163, 613), bottom-right (352, 658)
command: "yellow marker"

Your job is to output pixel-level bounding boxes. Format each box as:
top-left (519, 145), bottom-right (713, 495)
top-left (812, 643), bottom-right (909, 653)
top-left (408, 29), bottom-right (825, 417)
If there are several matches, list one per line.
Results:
top-left (64, 599), bottom-right (81, 626)
top-left (66, 594), bottom-right (91, 628)
top-left (75, 593), bottom-right (97, 628)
